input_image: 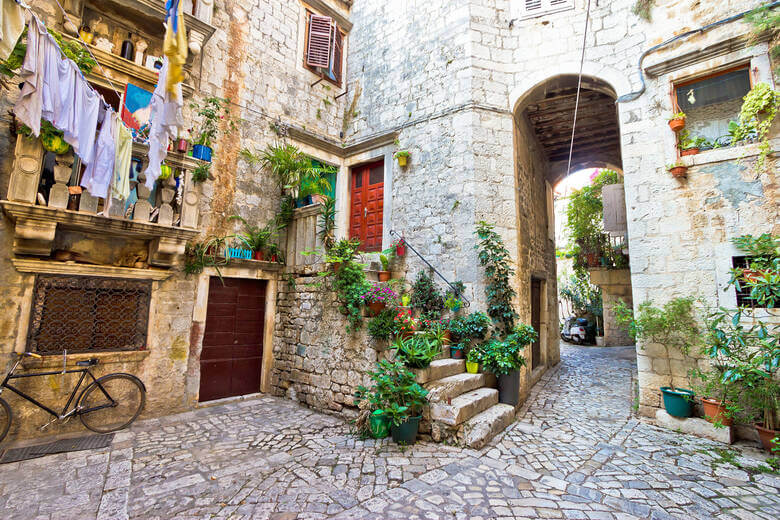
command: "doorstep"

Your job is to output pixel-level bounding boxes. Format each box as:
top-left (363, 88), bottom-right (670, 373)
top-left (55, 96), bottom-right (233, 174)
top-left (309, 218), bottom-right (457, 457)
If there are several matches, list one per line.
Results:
top-left (195, 392), bottom-right (265, 409)
top-left (655, 409), bottom-right (734, 444)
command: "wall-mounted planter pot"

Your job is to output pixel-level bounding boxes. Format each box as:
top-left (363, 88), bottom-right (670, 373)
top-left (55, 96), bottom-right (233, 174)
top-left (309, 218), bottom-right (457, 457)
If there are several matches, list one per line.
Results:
top-left (192, 144), bottom-right (213, 162)
top-left (668, 166), bottom-right (688, 178)
top-left (680, 147), bottom-right (699, 156)
top-left (660, 387), bottom-right (694, 418)
top-left (395, 155), bottom-right (409, 167)
top-left (668, 119), bottom-right (686, 132)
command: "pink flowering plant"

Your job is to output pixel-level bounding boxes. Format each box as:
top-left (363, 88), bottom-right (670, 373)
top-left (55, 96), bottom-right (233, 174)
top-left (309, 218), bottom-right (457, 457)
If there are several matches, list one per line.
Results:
top-left (361, 284), bottom-right (399, 306)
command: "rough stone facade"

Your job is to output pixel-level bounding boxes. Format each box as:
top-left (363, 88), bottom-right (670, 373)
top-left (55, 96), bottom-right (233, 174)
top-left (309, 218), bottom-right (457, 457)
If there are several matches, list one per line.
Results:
top-left (1, 0), bottom-right (776, 444)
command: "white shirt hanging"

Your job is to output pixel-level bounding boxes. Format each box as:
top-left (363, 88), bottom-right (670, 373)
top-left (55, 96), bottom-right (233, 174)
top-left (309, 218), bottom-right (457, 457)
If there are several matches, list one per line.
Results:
top-left (80, 107), bottom-right (116, 199)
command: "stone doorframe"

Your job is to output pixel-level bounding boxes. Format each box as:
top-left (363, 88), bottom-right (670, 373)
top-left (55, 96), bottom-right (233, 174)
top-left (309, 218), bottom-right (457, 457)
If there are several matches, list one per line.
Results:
top-left (189, 266), bottom-right (279, 400)
top-left (528, 275), bottom-right (550, 387)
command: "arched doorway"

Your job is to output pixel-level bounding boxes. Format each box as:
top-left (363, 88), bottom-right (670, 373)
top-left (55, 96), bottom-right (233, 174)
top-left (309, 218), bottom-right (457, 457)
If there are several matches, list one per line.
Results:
top-left (512, 74), bottom-right (632, 355)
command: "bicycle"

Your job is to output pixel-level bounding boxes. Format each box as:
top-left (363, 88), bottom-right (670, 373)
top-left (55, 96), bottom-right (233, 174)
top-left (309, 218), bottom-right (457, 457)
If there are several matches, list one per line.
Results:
top-left (0, 351), bottom-right (146, 443)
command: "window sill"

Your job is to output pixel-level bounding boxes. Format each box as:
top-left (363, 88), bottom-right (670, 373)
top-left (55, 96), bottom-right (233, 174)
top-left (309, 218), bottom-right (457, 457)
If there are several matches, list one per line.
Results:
top-left (681, 138), bottom-right (779, 167)
top-left (21, 350), bottom-right (150, 370)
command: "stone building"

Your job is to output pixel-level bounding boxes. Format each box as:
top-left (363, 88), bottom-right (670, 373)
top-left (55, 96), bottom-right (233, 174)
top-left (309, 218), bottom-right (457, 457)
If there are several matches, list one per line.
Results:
top-left (0, 0), bottom-right (777, 445)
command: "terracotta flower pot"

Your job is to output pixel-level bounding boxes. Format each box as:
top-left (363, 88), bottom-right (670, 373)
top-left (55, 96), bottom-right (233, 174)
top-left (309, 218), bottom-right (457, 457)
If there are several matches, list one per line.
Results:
top-left (669, 166), bottom-right (688, 178)
top-left (668, 118), bottom-right (685, 132)
top-left (742, 269), bottom-right (764, 282)
top-left (378, 271), bottom-right (391, 282)
top-left (755, 424), bottom-right (779, 452)
top-left (701, 398), bottom-right (733, 427)
top-left (680, 147), bottom-right (699, 156)
top-left (368, 301), bottom-right (386, 316)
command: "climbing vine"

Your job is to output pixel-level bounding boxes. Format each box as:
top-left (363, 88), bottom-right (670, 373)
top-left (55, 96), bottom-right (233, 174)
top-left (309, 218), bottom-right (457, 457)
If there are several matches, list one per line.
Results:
top-left (475, 221), bottom-right (518, 336)
top-left (631, 0), bottom-right (656, 22)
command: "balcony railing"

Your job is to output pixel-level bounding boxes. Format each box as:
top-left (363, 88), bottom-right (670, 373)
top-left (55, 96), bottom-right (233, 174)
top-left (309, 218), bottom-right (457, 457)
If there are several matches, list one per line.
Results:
top-left (2, 135), bottom-right (202, 267)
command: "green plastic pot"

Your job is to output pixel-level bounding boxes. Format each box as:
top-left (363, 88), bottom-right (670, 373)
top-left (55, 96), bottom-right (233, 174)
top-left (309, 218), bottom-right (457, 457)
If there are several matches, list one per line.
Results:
top-left (390, 416), bottom-right (421, 444)
top-left (466, 361), bottom-right (479, 374)
top-left (660, 387), bottom-right (694, 418)
top-left (369, 410), bottom-right (391, 439)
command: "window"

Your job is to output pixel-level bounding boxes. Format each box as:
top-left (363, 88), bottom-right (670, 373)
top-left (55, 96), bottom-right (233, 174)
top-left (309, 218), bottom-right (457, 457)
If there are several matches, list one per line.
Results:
top-left (674, 66), bottom-right (751, 147)
top-left (516, 0), bottom-right (574, 19)
top-left (27, 275), bottom-right (152, 354)
top-left (732, 256), bottom-right (778, 309)
top-left (304, 11), bottom-right (346, 88)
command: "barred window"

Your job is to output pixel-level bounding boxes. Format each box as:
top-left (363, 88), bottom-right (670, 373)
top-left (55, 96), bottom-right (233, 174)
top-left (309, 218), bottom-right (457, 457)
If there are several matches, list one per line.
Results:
top-left (27, 275), bottom-right (151, 354)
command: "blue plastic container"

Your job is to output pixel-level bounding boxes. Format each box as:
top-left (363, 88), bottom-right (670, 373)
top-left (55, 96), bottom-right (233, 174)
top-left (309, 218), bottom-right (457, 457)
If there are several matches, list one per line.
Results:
top-left (192, 144), bottom-right (213, 162)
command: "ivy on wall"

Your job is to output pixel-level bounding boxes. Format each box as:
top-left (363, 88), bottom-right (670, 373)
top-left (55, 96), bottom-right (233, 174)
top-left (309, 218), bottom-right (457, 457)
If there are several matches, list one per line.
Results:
top-left (632, 0), bottom-right (656, 22)
top-left (475, 221), bottom-right (519, 337)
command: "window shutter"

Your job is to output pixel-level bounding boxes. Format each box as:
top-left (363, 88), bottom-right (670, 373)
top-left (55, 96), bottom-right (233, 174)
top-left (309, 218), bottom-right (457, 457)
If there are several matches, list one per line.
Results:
top-left (306, 14), bottom-right (334, 69)
top-left (333, 27), bottom-right (344, 86)
top-left (525, 0), bottom-right (543, 11)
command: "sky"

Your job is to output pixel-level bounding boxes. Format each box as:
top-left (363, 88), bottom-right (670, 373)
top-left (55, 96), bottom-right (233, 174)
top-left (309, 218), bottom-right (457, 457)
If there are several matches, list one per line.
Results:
top-left (554, 168), bottom-right (598, 197)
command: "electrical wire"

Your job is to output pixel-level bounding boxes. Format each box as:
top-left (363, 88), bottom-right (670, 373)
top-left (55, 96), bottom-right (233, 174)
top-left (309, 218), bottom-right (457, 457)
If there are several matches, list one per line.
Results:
top-left (564, 0), bottom-right (593, 179)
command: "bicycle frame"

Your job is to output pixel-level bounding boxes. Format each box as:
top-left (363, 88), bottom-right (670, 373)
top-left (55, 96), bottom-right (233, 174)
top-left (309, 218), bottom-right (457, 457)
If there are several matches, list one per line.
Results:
top-left (0, 357), bottom-right (113, 420)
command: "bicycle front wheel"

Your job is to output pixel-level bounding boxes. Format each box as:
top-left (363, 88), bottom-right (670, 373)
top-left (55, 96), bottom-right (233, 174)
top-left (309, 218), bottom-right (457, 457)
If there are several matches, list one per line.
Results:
top-left (78, 374), bottom-right (146, 434)
top-left (0, 397), bottom-right (11, 443)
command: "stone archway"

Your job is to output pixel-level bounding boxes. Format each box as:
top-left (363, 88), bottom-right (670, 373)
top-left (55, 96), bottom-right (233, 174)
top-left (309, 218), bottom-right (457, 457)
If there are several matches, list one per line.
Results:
top-left (512, 73), bottom-right (632, 349)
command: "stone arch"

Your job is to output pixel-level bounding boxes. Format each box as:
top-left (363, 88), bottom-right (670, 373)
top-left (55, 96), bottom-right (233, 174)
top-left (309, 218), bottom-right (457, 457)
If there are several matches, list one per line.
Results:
top-left (509, 61), bottom-right (632, 114)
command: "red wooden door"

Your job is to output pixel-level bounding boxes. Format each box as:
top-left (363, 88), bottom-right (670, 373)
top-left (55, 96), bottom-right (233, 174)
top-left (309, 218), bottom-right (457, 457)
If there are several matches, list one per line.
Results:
top-left (199, 278), bottom-right (266, 402)
top-left (349, 160), bottom-right (384, 252)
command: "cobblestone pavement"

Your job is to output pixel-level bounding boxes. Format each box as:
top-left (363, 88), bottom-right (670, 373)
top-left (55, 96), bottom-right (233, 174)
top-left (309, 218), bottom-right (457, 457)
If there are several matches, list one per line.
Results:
top-left (1, 346), bottom-right (778, 519)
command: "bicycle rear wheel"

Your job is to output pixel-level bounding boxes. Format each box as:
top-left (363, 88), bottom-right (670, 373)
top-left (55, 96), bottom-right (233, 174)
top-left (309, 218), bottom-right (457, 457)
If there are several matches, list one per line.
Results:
top-left (78, 374), bottom-right (146, 434)
top-left (0, 397), bottom-right (11, 443)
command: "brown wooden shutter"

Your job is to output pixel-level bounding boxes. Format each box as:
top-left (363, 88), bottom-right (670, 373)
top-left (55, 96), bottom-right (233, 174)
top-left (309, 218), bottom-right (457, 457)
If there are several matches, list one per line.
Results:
top-left (306, 14), bottom-right (334, 69)
top-left (602, 183), bottom-right (627, 235)
top-left (333, 27), bottom-right (344, 86)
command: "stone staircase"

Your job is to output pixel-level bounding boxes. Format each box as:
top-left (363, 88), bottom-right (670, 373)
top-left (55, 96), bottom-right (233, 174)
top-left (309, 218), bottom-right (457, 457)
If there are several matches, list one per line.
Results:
top-left (413, 351), bottom-right (516, 449)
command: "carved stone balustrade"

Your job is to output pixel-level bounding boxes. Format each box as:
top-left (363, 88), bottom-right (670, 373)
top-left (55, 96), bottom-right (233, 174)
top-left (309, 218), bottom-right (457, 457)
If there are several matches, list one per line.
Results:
top-left (2, 135), bottom-right (204, 267)
top-left (285, 204), bottom-right (324, 268)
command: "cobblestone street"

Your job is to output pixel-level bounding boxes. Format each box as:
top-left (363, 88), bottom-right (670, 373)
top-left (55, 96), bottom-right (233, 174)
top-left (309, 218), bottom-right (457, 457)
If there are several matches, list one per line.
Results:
top-left (1, 345), bottom-right (778, 520)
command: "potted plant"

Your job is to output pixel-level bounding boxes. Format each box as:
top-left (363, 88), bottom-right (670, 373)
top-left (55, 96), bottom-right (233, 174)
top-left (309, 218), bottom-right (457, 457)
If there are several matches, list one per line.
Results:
top-left (444, 281), bottom-right (466, 313)
top-left (357, 360), bottom-right (428, 445)
top-left (449, 311), bottom-right (491, 351)
top-left (393, 238), bottom-right (407, 257)
top-left (690, 365), bottom-right (735, 427)
top-left (732, 82), bottom-right (779, 172)
top-left (466, 344), bottom-right (482, 374)
top-left (190, 96), bottom-right (238, 162)
top-left (378, 254), bottom-right (391, 282)
top-left (228, 216), bottom-right (278, 261)
top-left (677, 130), bottom-right (706, 156)
top-left (481, 324), bottom-right (536, 406)
top-left (729, 234), bottom-right (780, 307)
top-left (361, 285), bottom-right (398, 317)
top-left (394, 150), bottom-right (410, 167)
top-left (666, 162), bottom-right (688, 178)
top-left (410, 271), bottom-right (445, 321)
top-left (367, 309), bottom-right (396, 341)
top-left (667, 111), bottom-right (686, 132)
top-left (391, 335), bottom-right (441, 369)
top-left (614, 297), bottom-right (702, 418)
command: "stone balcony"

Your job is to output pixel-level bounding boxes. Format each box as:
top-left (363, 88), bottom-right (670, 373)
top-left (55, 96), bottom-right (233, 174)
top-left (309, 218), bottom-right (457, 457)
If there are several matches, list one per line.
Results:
top-left (2, 135), bottom-right (203, 268)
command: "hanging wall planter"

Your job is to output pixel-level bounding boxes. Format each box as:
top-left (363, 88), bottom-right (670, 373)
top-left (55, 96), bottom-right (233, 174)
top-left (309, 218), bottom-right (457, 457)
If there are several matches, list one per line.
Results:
top-left (192, 144), bottom-right (213, 162)
top-left (667, 112), bottom-right (686, 132)
top-left (667, 163), bottom-right (688, 178)
top-left (394, 150), bottom-right (410, 167)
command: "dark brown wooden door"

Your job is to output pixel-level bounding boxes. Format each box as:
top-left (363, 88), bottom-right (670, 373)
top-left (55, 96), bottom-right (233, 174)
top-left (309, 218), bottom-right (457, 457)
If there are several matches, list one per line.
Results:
top-left (199, 278), bottom-right (266, 402)
top-left (531, 279), bottom-right (542, 369)
top-left (349, 160), bottom-right (384, 251)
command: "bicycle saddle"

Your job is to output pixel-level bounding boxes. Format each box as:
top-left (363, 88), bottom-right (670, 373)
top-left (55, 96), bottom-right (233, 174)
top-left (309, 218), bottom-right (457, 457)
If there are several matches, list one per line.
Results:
top-left (76, 358), bottom-right (98, 367)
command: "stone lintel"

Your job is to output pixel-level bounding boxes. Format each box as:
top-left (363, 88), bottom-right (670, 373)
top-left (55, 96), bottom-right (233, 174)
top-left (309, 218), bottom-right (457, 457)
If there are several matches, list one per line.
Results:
top-left (12, 258), bottom-right (173, 281)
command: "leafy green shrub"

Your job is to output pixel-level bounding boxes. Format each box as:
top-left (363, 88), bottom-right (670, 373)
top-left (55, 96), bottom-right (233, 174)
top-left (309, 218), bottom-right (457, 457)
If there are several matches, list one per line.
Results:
top-left (391, 335), bottom-right (441, 369)
top-left (367, 309), bottom-right (396, 340)
top-left (480, 324), bottom-right (537, 376)
top-left (559, 272), bottom-right (602, 317)
top-left (564, 169), bottom-right (622, 265)
top-left (475, 222), bottom-right (518, 335)
top-left (450, 311), bottom-right (491, 347)
top-left (355, 360), bottom-right (428, 426)
top-left (729, 234), bottom-right (780, 308)
top-left (410, 271), bottom-right (444, 321)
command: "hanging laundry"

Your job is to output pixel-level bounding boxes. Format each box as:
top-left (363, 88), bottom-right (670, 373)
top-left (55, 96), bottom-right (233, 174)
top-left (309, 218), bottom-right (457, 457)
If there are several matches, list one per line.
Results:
top-left (14, 16), bottom-right (47, 136)
top-left (0, 0), bottom-right (25, 61)
top-left (63, 75), bottom-right (100, 165)
top-left (143, 57), bottom-right (183, 189)
top-left (80, 107), bottom-right (116, 199)
top-left (45, 40), bottom-right (78, 138)
top-left (112, 116), bottom-right (133, 200)
top-left (163, 0), bottom-right (187, 94)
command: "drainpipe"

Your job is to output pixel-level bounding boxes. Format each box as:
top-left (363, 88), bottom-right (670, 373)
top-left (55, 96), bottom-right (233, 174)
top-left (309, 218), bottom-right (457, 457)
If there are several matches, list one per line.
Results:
top-left (616, 2), bottom-right (780, 103)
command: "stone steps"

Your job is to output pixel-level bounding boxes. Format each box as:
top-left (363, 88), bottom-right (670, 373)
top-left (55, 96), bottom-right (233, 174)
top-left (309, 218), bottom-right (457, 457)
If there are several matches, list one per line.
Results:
top-left (430, 387), bottom-right (498, 426)
top-left (461, 403), bottom-right (516, 449)
top-left (413, 359), bottom-right (465, 384)
top-left (425, 372), bottom-right (488, 403)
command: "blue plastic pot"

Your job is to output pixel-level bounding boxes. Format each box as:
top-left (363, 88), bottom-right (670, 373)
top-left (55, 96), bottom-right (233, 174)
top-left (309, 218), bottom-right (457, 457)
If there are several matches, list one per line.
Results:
top-left (660, 387), bottom-right (694, 418)
top-left (192, 144), bottom-right (213, 162)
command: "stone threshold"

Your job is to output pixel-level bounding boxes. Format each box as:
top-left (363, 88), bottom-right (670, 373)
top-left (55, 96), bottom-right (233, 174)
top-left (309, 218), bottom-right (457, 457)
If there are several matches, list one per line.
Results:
top-left (195, 392), bottom-right (265, 410)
